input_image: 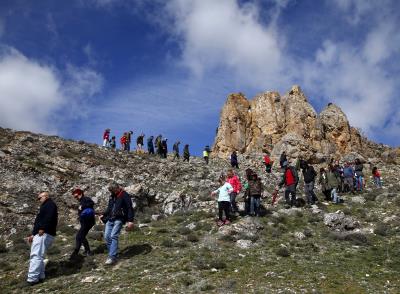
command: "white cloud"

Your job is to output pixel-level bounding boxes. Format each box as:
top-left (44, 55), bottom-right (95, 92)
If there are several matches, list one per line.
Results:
top-left (0, 47), bottom-right (103, 134)
top-left (164, 0), bottom-right (289, 88)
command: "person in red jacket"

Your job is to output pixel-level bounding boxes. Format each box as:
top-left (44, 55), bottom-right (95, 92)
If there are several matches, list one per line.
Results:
top-left (263, 152), bottom-right (273, 173)
top-left (226, 169), bottom-right (242, 214)
top-left (120, 133), bottom-right (127, 151)
top-left (277, 161), bottom-right (298, 207)
top-left (103, 129), bottom-right (110, 147)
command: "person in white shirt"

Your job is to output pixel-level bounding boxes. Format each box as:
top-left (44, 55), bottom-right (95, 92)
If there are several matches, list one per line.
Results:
top-left (211, 175), bottom-right (233, 226)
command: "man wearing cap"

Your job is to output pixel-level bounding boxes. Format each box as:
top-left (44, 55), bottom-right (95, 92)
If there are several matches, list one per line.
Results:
top-left (70, 189), bottom-right (95, 259)
top-left (100, 183), bottom-right (134, 265)
top-left (26, 191), bottom-right (58, 286)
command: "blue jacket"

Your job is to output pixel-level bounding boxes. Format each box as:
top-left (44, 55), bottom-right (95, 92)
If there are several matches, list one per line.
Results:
top-left (343, 166), bottom-right (354, 178)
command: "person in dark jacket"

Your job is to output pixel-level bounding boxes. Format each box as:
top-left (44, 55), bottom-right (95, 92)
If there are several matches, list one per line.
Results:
top-left (354, 158), bottom-right (364, 191)
top-left (183, 144), bottom-right (190, 162)
top-left (279, 151), bottom-right (287, 168)
top-left (70, 189), bottom-right (95, 259)
top-left (247, 172), bottom-right (263, 216)
top-left (147, 136), bottom-right (154, 154)
top-left (173, 141), bottom-right (180, 159)
top-left (277, 161), bottom-right (298, 207)
top-left (100, 183), bottom-right (134, 265)
top-left (161, 138), bottom-right (168, 158)
top-left (301, 161), bottom-right (318, 205)
top-left (230, 151), bottom-right (239, 168)
top-left (26, 192), bottom-right (58, 285)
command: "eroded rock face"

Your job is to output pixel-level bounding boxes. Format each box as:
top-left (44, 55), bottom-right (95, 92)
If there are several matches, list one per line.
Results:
top-left (213, 85), bottom-right (392, 162)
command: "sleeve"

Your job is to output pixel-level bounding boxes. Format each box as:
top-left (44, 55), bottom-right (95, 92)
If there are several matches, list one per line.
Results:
top-left (103, 198), bottom-right (111, 216)
top-left (124, 194), bottom-right (135, 222)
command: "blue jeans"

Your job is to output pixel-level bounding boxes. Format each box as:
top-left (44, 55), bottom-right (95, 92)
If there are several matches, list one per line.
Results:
top-left (374, 176), bottom-right (382, 188)
top-left (331, 188), bottom-right (340, 203)
top-left (27, 234), bottom-right (54, 282)
top-left (356, 176), bottom-right (363, 191)
top-left (104, 220), bottom-right (123, 260)
top-left (250, 196), bottom-right (261, 216)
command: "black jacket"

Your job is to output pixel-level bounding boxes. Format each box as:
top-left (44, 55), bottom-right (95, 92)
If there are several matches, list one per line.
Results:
top-left (32, 198), bottom-right (58, 236)
top-left (78, 196), bottom-right (95, 218)
top-left (103, 190), bottom-right (134, 223)
top-left (303, 166), bottom-right (317, 183)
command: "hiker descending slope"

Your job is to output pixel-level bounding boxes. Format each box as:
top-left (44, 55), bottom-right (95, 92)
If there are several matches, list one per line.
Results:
top-left (247, 171), bottom-right (263, 216)
top-left (230, 151), bottom-right (239, 168)
top-left (70, 189), bottom-right (95, 260)
top-left (173, 141), bottom-right (180, 159)
top-left (301, 160), bottom-right (318, 205)
top-left (277, 161), bottom-right (298, 208)
top-left (100, 183), bottom-right (134, 265)
top-left (226, 169), bottom-right (241, 215)
top-left (211, 174), bottom-right (233, 226)
top-left (26, 192), bottom-right (58, 286)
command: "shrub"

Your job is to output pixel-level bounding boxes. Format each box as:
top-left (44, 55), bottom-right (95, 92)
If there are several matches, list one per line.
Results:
top-left (303, 228), bottom-right (313, 238)
top-left (276, 247), bottom-right (290, 257)
top-left (181, 276), bottom-right (194, 286)
top-left (209, 259), bottom-right (227, 269)
top-left (194, 257), bottom-right (210, 270)
top-left (0, 242), bottom-right (7, 253)
top-left (161, 239), bottom-right (174, 248)
top-left (175, 240), bottom-right (188, 248)
top-left (187, 234), bottom-right (199, 243)
top-left (236, 232), bottom-right (259, 242)
top-left (374, 223), bottom-right (390, 236)
top-left (178, 227), bottom-right (191, 235)
top-left (156, 228), bottom-right (169, 234)
top-left (364, 192), bottom-right (377, 201)
top-left (218, 234), bottom-right (235, 242)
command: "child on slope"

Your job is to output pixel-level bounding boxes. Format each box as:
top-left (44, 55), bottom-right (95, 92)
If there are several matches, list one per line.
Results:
top-left (211, 175), bottom-right (233, 226)
top-left (372, 167), bottom-right (382, 188)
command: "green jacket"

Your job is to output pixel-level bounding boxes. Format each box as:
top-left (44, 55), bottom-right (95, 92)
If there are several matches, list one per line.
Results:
top-left (326, 171), bottom-right (339, 190)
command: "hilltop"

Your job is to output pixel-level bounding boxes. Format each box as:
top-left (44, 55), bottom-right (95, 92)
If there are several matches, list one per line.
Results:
top-left (0, 125), bottom-right (400, 293)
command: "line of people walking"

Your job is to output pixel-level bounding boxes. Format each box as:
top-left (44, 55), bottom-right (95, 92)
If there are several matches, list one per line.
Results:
top-left (103, 129), bottom-right (212, 164)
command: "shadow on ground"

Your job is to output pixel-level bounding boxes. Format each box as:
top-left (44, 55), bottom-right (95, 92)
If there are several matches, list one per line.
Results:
top-left (120, 244), bottom-right (152, 259)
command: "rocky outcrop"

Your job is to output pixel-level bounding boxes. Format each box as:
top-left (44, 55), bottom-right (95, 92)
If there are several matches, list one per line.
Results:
top-left (213, 85), bottom-right (392, 163)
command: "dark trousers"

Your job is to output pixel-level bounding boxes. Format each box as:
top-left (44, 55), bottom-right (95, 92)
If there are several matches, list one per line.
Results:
top-left (204, 156), bottom-right (209, 164)
top-left (218, 201), bottom-right (231, 221)
top-left (229, 192), bottom-right (238, 213)
top-left (284, 184), bottom-right (297, 206)
top-left (231, 162), bottom-right (239, 169)
top-left (74, 217), bottom-right (95, 253)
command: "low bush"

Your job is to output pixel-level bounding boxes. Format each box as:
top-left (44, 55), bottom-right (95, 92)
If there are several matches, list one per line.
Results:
top-left (178, 227), bottom-right (191, 235)
top-left (374, 222), bottom-right (390, 236)
top-left (276, 247), bottom-right (290, 257)
top-left (187, 234), bottom-right (199, 243)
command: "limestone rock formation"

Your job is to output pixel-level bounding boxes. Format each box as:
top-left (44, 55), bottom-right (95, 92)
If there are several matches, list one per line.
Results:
top-left (213, 85), bottom-right (391, 163)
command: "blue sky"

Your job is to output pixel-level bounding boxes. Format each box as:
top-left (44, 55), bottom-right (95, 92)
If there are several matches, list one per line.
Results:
top-left (0, 0), bottom-right (399, 155)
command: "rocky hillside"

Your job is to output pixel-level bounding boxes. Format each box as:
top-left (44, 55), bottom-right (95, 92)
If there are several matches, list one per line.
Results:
top-left (212, 85), bottom-right (397, 164)
top-left (1, 127), bottom-right (400, 293)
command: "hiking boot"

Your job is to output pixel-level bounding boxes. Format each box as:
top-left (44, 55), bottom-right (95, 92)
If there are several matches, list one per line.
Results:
top-left (217, 220), bottom-right (224, 227)
top-left (224, 220), bottom-right (231, 225)
top-left (69, 251), bottom-right (80, 260)
top-left (105, 257), bottom-right (116, 265)
top-left (83, 250), bottom-right (93, 257)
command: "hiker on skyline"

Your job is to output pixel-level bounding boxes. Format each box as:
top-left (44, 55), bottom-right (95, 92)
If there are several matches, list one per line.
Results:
top-left (26, 192), bottom-right (58, 286)
top-left (161, 138), bottom-right (168, 158)
top-left (110, 136), bottom-right (116, 150)
top-left (147, 136), bottom-right (154, 154)
top-left (203, 145), bottom-right (211, 164)
top-left (103, 129), bottom-right (110, 147)
top-left (136, 133), bottom-right (145, 152)
top-left (173, 141), bottom-right (180, 159)
top-left (183, 144), bottom-right (190, 162)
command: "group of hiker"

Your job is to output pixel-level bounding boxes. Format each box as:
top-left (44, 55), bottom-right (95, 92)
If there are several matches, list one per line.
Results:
top-left (213, 150), bottom-right (384, 226)
top-left (26, 183), bottom-right (134, 286)
top-left (102, 129), bottom-right (212, 164)
top-left (25, 144), bottom-right (384, 286)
